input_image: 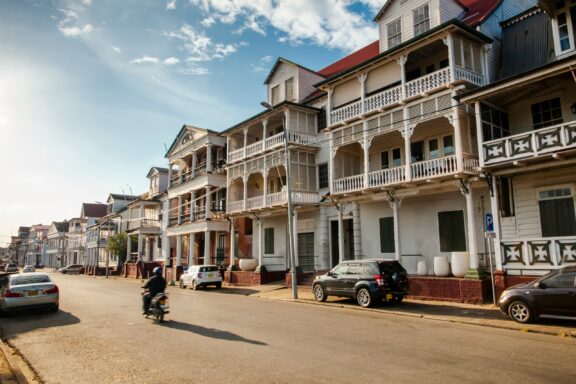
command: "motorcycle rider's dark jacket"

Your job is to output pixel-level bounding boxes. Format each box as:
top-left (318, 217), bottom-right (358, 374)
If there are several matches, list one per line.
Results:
top-left (143, 275), bottom-right (166, 296)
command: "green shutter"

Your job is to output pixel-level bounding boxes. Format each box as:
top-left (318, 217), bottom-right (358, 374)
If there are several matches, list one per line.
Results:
top-left (264, 228), bottom-right (274, 254)
top-left (379, 217), bottom-right (395, 253)
top-left (438, 211), bottom-right (466, 252)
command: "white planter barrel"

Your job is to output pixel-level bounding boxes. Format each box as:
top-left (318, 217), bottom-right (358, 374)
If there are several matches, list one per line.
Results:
top-left (417, 260), bottom-right (428, 276)
top-left (433, 256), bottom-right (450, 277)
top-left (239, 258), bottom-right (258, 271)
top-left (451, 252), bottom-right (469, 278)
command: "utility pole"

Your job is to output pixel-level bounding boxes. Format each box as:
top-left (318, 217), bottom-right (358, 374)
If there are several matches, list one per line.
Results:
top-left (283, 110), bottom-right (298, 300)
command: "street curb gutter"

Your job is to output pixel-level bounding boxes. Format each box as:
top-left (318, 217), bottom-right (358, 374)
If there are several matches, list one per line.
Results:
top-left (0, 338), bottom-right (40, 384)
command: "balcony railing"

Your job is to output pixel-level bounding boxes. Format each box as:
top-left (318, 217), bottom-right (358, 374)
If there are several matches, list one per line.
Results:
top-left (129, 219), bottom-right (160, 230)
top-left (332, 154), bottom-right (479, 194)
top-left (227, 131), bottom-right (317, 164)
top-left (501, 237), bottom-right (576, 273)
top-left (227, 191), bottom-right (319, 214)
top-left (483, 122), bottom-right (576, 165)
top-left (330, 66), bottom-right (485, 126)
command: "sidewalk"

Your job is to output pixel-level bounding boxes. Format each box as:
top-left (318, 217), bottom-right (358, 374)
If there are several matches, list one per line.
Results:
top-left (249, 284), bottom-right (576, 338)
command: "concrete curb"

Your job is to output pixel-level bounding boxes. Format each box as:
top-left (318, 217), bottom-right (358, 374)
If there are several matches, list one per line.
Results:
top-left (0, 338), bottom-right (28, 384)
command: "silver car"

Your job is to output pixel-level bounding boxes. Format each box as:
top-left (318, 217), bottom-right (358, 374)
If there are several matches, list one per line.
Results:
top-left (0, 272), bottom-right (59, 313)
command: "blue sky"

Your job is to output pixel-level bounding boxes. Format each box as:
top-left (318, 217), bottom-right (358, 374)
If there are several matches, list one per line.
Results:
top-left (0, 0), bottom-right (381, 243)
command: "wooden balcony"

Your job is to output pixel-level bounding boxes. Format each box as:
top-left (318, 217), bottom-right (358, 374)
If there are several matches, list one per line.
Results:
top-left (227, 191), bottom-right (319, 214)
top-left (226, 131), bottom-right (317, 165)
top-left (332, 154), bottom-right (479, 194)
top-left (501, 236), bottom-right (576, 274)
top-left (330, 66), bottom-right (485, 126)
top-left (483, 122), bottom-right (576, 166)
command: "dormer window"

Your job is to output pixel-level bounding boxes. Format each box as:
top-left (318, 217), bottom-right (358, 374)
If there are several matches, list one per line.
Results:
top-left (271, 85), bottom-right (280, 105)
top-left (387, 18), bottom-right (402, 49)
top-left (413, 4), bottom-right (430, 36)
top-left (285, 77), bottom-right (294, 101)
top-left (552, 1), bottom-right (576, 55)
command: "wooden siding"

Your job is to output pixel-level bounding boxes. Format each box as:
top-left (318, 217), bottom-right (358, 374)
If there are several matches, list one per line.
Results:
top-left (439, 0), bottom-right (466, 24)
top-left (297, 68), bottom-right (325, 103)
top-left (268, 62), bottom-right (297, 105)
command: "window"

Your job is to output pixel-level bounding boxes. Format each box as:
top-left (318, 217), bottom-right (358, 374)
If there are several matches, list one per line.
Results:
top-left (411, 141), bottom-right (424, 162)
top-left (318, 163), bottom-right (329, 189)
top-left (387, 18), bottom-right (402, 48)
top-left (443, 136), bottom-right (454, 156)
top-left (330, 263), bottom-right (348, 276)
top-left (382, 148), bottom-right (402, 168)
top-left (413, 4), bottom-right (430, 36)
top-left (381, 151), bottom-right (390, 169)
top-left (428, 138), bottom-right (440, 159)
top-left (538, 187), bottom-right (576, 237)
top-left (271, 85), bottom-right (280, 105)
top-left (347, 263), bottom-right (361, 275)
top-left (558, 11), bottom-right (571, 51)
top-left (285, 77), bottom-right (294, 101)
top-left (245, 218), bottom-right (253, 235)
top-left (481, 103), bottom-right (510, 141)
top-left (264, 228), bottom-right (274, 254)
top-left (317, 108), bottom-right (326, 131)
top-left (543, 271), bottom-right (576, 288)
top-left (438, 211), bottom-right (466, 252)
top-left (379, 217), bottom-right (395, 253)
top-left (392, 148), bottom-right (402, 167)
top-left (497, 177), bottom-right (515, 218)
top-left (531, 97), bottom-right (563, 129)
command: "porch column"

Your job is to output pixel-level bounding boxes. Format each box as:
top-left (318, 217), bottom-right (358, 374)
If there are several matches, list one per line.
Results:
top-left (177, 195), bottom-right (183, 224)
top-left (126, 234), bottom-right (132, 262)
top-left (257, 217), bottom-right (263, 268)
top-left (243, 175), bottom-right (248, 210)
top-left (329, 132), bottom-right (335, 194)
top-left (474, 101), bottom-right (485, 167)
top-left (206, 144), bottom-right (213, 173)
top-left (338, 205), bottom-right (345, 264)
top-left (489, 175), bottom-right (503, 270)
top-left (205, 186), bottom-right (212, 220)
top-left (243, 127), bottom-right (248, 159)
top-left (176, 235), bottom-right (182, 267)
top-left (397, 55), bottom-right (407, 101)
top-left (262, 119), bottom-right (268, 149)
top-left (363, 121), bottom-right (370, 189)
top-left (445, 33), bottom-right (456, 83)
top-left (229, 217), bottom-right (236, 269)
top-left (190, 191), bottom-right (196, 221)
top-left (403, 119), bottom-right (413, 181)
top-left (452, 94), bottom-right (465, 173)
top-left (482, 44), bottom-right (491, 84)
top-left (358, 73), bottom-right (367, 115)
top-left (392, 201), bottom-right (401, 261)
top-left (188, 233), bottom-right (196, 266)
top-left (293, 209), bottom-right (299, 267)
top-left (139, 205), bottom-right (144, 229)
top-left (192, 152), bottom-right (197, 178)
top-left (263, 169), bottom-right (268, 206)
top-left (137, 234), bottom-right (143, 262)
top-left (326, 87), bottom-right (333, 128)
top-left (168, 164), bottom-right (173, 188)
top-left (461, 179), bottom-right (480, 278)
top-left (204, 231), bottom-right (211, 264)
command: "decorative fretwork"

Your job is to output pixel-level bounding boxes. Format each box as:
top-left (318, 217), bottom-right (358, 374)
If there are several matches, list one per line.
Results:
top-left (502, 242), bottom-right (525, 265)
top-left (568, 125), bottom-right (576, 145)
top-left (528, 241), bottom-right (553, 265)
top-left (510, 134), bottom-right (533, 156)
top-left (536, 127), bottom-right (562, 151)
top-left (557, 240), bottom-right (576, 264)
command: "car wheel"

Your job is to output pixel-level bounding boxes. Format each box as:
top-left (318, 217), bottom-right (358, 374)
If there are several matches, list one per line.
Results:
top-left (313, 284), bottom-right (327, 302)
top-left (192, 280), bottom-right (198, 290)
top-left (179, 279), bottom-right (186, 289)
top-left (357, 287), bottom-right (374, 308)
top-left (216, 283), bottom-right (222, 289)
top-left (508, 300), bottom-right (534, 323)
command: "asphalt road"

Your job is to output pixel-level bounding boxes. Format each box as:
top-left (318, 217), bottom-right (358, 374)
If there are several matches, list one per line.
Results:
top-left (1, 274), bottom-right (575, 384)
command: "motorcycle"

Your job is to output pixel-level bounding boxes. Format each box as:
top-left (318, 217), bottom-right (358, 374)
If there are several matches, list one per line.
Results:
top-left (143, 291), bottom-right (169, 323)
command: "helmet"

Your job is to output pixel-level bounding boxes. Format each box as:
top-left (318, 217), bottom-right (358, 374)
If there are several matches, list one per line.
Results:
top-left (153, 267), bottom-right (162, 276)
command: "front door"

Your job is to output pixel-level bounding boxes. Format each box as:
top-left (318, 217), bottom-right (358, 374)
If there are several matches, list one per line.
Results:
top-left (216, 233), bottom-right (226, 265)
top-left (297, 233), bottom-right (315, 273)
top-left (330, 219), bottom-right (355, 267)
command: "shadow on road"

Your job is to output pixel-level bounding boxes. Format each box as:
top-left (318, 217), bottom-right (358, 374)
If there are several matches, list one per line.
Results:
top-left (198, 287), bottom-right (260, 296)
top-left (160, 320), bottom-right (267, 345)
top-left (0, 309), bottom-right (80, 338)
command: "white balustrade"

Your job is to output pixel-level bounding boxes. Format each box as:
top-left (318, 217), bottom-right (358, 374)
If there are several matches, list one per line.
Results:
top-left (406, 68), bottom-right (451, 98)
top-left (463, 154), bottom-right (479, 173)
top-left (246, 141), bottom-right (264, 157)
top-left (330, 99), bottom-right (363, 125)
top-left (227, 200), bottom-right (244, 214)
top-left (246, 196), bottom-right (264, 210)
top-left (411, 155), bottom-right (457, 180)
top-left (265, 132), bottom-right (285, 150)
top-left (501, 237), bottom-right (576, 273)
top-left (292, 191), bottom-right (319, 204)
top-left (483, 121), bottom-right (576, 165)
top-left (228, 148), bottom-right (244, 163)
top-left (454, 66), bottom-right (485, 86)
top-left (333, 174), bottom-right (364, 194)
top-left (287, 131), bottom-right (316, 145)
top-left (364, 85), bottom-right (403, 114)
top-left (368, 166), bottom-right (405, 188)
top-left (266, 191), bottom-right (287, 206)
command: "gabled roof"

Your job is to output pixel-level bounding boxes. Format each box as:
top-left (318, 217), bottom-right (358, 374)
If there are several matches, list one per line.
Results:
top-left (54, 221), bottom-right (69, 233)
top-left (108, 193), bottom-right (139, 201)
top-left (165, 125), bottom-right (218, 158)
top-left (263, 57), bottom-right (322, 85)
top-left (147, 167), bottom-right (169, 178)
top-left (81, 203), bottom-right (107, 218)
top-left (18, 226), bottom-right (30, 233)
top-left (317, 41), bottom-right (380, 79)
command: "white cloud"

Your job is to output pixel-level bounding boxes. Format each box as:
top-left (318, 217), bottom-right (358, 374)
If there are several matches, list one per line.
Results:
top-left (166, 0), bottom-right (177, 10)
top-left (111, 46), bottom-right (122, 53)
top-left (163, 24), bottom-right (242, 62)
top-left (58, 24), bottom-right (94, 38)
top-left (129, 55), bottom-right (160, 64)
top-left (163, 57), bottom-right (180, 65)
top-left (251, 55), bottom-right (274, 73)
top-left (187, 0), bottom-right (378, 52)
top-left (82, 0), bottom-right (93, 6)
top-left (200, 16), bottom-right (216, 27)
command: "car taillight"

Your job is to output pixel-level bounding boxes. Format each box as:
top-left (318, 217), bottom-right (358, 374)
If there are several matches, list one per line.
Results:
top-left (197, 272), bottom-right (202, 278)
top-left (44, 286), bottom-right (59, 294)
top-left (374, 274), bottom-right (384, 286)
top-left (4, 289), bottom-right (23, 298)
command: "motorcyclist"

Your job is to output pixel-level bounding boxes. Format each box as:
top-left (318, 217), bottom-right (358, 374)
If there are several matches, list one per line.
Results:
top-left (142, 267), bottom-right (166, 314)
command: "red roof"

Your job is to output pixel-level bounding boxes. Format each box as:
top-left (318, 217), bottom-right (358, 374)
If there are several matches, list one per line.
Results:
top-left (316, 1), bottom-right (500, 81)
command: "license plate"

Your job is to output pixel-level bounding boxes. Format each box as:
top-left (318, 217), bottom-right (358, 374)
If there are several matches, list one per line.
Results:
top-left (27, 290), bottom-right (38, 296)
top-left (385, 293), bottom-right (393, 300)
top-left (208, 273), bottom-right (213, 277)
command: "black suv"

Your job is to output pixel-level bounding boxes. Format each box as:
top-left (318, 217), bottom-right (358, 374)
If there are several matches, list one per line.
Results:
top-left (312, 260), bottom-right (409, 308)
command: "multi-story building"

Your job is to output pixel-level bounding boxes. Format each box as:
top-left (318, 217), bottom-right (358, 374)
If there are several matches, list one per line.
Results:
top-left (64, 203), bottom-right (107, 266)
top-left (458, 1), bottom-right (576, 294)
top-left (46, 221), bottom-right (69, 268)
top-left (25, 224), bottom-right (49, 266)
top-left (16, 226), bottom-right (30, 266)
top-left (164, 126), bottom-right (228, 282)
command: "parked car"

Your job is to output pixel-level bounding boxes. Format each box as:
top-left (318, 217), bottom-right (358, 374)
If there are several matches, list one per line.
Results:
top-left (312, 259), bottom-right (410, 308)
top-left (499, 266), bottom-right (576, 323)
top-left (23, 265), bottom-right (35, 273)
top-left (179, 265), bottom-right (222, 290)
top-left (58, 264), bottom-right (83, 274)
top-left (0, 272), bottom-right (59, 313)
top-left (5, 263), bottom-right (18, 273)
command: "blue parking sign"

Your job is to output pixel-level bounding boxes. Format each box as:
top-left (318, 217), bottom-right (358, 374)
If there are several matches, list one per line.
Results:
top-left (485, 213), bottom-right (494, 232)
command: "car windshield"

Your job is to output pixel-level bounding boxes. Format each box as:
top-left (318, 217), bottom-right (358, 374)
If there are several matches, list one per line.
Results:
top-left (11, 275), bottom-right (51, 285)
top-left (201, 266), bottom-right (218, 272)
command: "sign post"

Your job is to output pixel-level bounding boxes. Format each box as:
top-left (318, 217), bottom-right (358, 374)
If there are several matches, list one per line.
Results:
top-left (484, 213), bottom-right (496, 305)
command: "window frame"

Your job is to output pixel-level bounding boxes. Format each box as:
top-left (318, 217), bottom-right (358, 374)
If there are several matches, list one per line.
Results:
top-left (413, 4), bottom-right (430, 36)
top-left (387, 18), bottom-right (402, 49)
top-left (285, 77), bottom-right (294, 101)
top-left (536, 184), bottom-right (576, 237)
top-left (318, 163), bottom-right (329, 189)
top-left (264, 227), bottom-right (275, 254)
top-left (271, 85), bottom-right (280, 105)
top-left (531, 97), bottom-right (563, 130)
top-left (437, 210), bottom-right (467, 252)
